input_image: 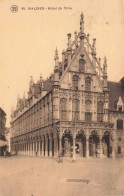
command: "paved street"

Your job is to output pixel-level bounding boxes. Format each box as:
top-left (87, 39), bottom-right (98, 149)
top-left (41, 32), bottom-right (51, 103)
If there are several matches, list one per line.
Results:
top-left (0, 156), bottom-right (124, 196)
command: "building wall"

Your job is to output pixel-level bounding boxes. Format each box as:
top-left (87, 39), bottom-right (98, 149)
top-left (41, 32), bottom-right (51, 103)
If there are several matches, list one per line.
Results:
top-left (110, 112), bottom-right (124, 157)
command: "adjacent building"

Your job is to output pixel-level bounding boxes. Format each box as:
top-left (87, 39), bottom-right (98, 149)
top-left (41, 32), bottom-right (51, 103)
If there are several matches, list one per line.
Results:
top-left (10, 13), bottom-right (124, 159)
top-left (0, 107), bottom-right (7, 155)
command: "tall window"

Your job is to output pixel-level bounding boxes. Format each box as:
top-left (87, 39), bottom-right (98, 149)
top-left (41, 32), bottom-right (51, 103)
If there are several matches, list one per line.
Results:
top-left (85, 77), bottom-right (91, 91)
top-left (72, 99), bottom-right (79, 121)
top-left (118, 146), bottom-right (121, 154)
top-left (60, 98), bottom-right (67, 120)
top-left (79, 59), bottom-right (85, 72)
top-left (85, 112), bottom-right (92, 121)
top-left (97, 101), bottom-right (104, 122)
top-left (72, 75), bottom-right (78, 90)
top-left (117, 120), bottom-right (123, 130)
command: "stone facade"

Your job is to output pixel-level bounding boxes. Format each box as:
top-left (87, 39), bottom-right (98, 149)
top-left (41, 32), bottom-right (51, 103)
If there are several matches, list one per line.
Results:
top-left (0, 107), bottom-right (7, 156)
top-left (10, 13), bottom-right (124, 159)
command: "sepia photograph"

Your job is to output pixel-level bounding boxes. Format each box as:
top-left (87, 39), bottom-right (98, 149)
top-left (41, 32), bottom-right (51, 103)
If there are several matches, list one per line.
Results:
top-left (0, 0), bottom-right (124, 195)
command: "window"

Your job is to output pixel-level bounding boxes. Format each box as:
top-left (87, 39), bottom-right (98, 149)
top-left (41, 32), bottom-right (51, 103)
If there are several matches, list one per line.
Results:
top-left (97, 101), bottom-right (104, 122)
top-left (79, 59), bottom-right (85, 72)
top-left (72, 75), bottom-right (78, 90)
top-left (60, 99), bottom-right (67, 120)
top-left (72, 99), bottom-right (79, 121)
top-left (118, 146), bottom-right (121, 154)
top-left (118, 106), bottom-right (122, 112)
top-left (85, 77), bottom-right (91, 91)
top-left (85, 112), bottom-right (92, 121)
top-left (117, 120), bottom-right (123, 130)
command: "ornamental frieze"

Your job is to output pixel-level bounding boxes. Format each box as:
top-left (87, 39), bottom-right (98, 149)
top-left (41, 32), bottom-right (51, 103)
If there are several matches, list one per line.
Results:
top-left (84, 92), bottom-right (93, 99)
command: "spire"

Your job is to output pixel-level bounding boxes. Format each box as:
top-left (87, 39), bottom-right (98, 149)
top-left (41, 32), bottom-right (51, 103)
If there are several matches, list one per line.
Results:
top-left (40, 73), bottom-right (43, 81)
top-left (29, 76), bottom-right (34, 88)
top-left (79, 12), bottom-right (85, 46)
top-left (67, 33), bottom-right (72, 49)
top-left (80, 12), bottom-right (84, 33)
top-left (54, 47), bottom-right (59, 69)
top-left (103, 56), bottom-right (107, 76)
top-left (62, 49), bottom-right (65, 62)
top-left (103, 56), bottom-right (108, 90)
top-left (74, 31), bottom-right (78, 50)
top-left (92, 38), bottom-right (96, 55)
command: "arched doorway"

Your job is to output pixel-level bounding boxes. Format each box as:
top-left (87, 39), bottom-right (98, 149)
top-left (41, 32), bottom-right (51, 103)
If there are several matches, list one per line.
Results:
top-left (76, 133), bottom-right (86, 157)
top-left (102, 132), bottom-right (111, 158)
top-left (62, 133), bottom-right (73, 157)
top-left (89, 132), bottom-right (99, 157)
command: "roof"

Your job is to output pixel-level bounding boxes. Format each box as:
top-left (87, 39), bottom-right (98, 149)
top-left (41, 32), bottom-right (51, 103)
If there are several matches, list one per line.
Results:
top-left (0, 108), bottom-right (6, 116)
top-left (108, 81), bottom-right (124, 111)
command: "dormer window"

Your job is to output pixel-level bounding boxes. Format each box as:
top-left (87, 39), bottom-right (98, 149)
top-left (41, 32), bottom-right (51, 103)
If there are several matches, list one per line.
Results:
top-left (118, 106), bottom-right (122, 112)
top-left (117, 97), bottom-right (123, 112)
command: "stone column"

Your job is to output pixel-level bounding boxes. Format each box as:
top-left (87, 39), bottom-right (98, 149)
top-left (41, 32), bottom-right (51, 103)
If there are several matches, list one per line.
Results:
top-left (36, 142), bottom-right (38, 156)
top-left (40, 141), bottom-right (42, 156)
top-left (99, 135), bottom-right (103, 158)
top-left (86, 134), bottom-right (89, 158)
top-left (45, 136), bottom-right (48, 157)
top-left (49, 135), bottom-right (53, 157)
top-left (24, 143), bottom-right (26, 155)
top-left (72, 134), bottom-right (76, 162)
top-left (54, 136), bottom-right (58, 158)
top-left (112, 138), bottom-right (115, 159)
top-left (59, 135), bottom-right (62, 156)
top-left (37, 141), bottom-right (40, 156)
top-left (32, 142), bottom-right (35, 156)
top-left (42, 137), bottom-right (45, 157)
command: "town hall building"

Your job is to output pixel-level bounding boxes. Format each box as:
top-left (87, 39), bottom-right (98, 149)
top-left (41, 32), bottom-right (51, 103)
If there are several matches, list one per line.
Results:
top-left (10, 13), bottom-right (124, 160)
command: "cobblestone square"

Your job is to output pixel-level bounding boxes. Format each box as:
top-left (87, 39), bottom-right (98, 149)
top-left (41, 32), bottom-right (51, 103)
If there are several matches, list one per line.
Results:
top-left (0, 156), bottom-right (124, 196)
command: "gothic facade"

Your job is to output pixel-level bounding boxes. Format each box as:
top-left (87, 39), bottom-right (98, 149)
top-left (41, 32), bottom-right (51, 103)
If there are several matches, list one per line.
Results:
top-left (10, 13), bottom-right (124, 159)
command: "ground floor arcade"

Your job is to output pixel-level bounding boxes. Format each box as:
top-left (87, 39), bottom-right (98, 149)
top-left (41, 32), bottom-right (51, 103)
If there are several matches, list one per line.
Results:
top-left (11, 127), bottom-right (116, 159)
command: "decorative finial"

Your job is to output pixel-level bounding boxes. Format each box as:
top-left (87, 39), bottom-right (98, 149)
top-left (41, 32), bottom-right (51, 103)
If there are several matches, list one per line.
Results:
top-left (103, 56), bottom-right (107, 75)
top-left (54, 47), bottom-right (59, 69)
top-left (67, 33), bottom-right (72, 49)
top-left (29, 76), bottom-right (34, 87)
top-left (92, 38), bottom-right (96, 55)
top-left (54, 47), bottom-right (59, 61)
top-left (104, 56), bottom-right (107, 64)
top-left (62, 49), bottom-right (65, 54)
top-left (40, 74), bottom-right (43, 81)
top-left (80, 12), bottom-right (84, 20)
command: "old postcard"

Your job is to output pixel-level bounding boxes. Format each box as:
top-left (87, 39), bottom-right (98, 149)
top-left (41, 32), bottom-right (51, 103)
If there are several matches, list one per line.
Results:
top-left (0, 0), bottom-right (124, 196)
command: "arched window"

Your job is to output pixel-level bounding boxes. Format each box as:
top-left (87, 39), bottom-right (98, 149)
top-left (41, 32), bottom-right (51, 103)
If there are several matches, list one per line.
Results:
top-left (79, 59), bottom-right (85, 72)
top-left (97, 101), bottom-right (104, 122)
top-left (60, 98), bottom-right (67, 120)
top-left (85, 77), bottom-right (91, 91)
top-left (72, 75), bottom-right (78, 90)
top-left (72, 99), bottom-right (79, 121)
top-left (117, 120), bottom-right (123, 130)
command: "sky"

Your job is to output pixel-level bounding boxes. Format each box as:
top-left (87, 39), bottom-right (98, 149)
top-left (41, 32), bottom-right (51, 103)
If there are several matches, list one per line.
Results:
top-left (0, 0), bottom-right (124, 126)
